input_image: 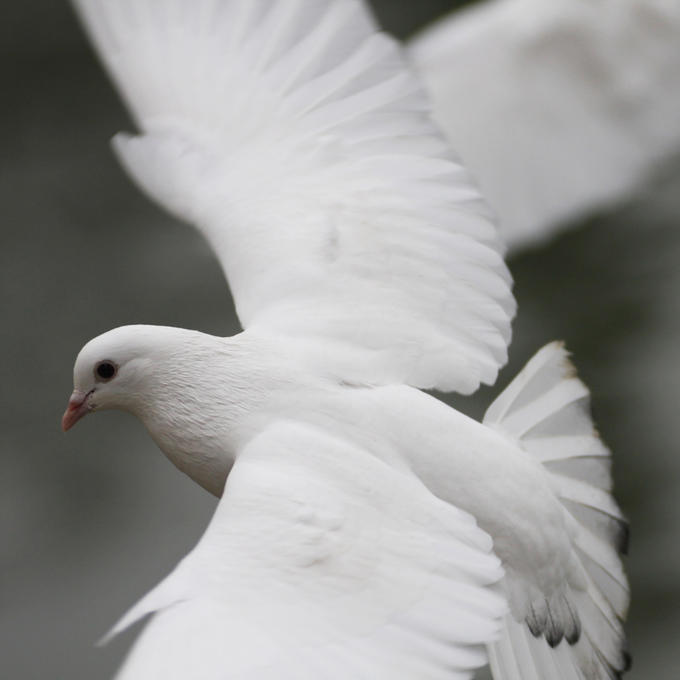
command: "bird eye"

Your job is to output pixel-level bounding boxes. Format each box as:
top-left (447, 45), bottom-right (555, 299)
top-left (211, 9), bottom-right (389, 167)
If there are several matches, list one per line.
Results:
top-left (95, 361), bottom-right (118, 381)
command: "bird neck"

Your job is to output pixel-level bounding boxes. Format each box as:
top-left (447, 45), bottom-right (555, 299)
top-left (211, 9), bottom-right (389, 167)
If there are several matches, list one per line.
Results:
top-left (132, 331), bottom-right (309, 495)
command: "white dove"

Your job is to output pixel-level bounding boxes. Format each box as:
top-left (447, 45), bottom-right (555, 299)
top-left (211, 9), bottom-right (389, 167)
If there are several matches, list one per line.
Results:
top-left (409, 0), bottom-right (680, 251)
top-left (64, 1), bottom-right (630, 679)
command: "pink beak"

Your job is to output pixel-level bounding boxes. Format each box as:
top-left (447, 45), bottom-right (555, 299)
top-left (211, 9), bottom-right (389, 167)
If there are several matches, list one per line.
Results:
top-left (62, 390), bottom-right (94, 432)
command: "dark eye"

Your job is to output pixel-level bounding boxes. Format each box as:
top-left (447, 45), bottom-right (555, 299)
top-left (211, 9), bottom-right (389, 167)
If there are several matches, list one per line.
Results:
top-left (95, 361), bottom-right (118, 381)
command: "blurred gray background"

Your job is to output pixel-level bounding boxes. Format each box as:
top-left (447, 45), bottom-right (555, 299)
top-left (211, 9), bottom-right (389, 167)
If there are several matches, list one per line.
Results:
top-left (2, 1), bottom-right (679, 677)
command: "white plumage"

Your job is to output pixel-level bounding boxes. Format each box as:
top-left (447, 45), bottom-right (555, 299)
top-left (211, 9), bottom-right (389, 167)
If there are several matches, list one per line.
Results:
top-left (65, 1), bottom-right (631, 678)
top-left (410, 0), bottom-right (680, 251)
top-left (111, 421), bottom-right (506, 680)
top-left (483, 344), bottom-right (629, 679)
top-left (74, 0), bottom-right (515, 395)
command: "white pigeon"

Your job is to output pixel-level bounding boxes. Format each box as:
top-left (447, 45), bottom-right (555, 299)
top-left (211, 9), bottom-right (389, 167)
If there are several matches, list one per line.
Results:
top-left (64, 1), bottom-right (630, 678)
top-left (409, 0), bottom-right (680, 251)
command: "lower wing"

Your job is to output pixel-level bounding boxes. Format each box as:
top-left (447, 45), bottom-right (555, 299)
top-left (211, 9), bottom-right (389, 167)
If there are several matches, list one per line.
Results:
top-left (107, 421), bottom-right (506, 680)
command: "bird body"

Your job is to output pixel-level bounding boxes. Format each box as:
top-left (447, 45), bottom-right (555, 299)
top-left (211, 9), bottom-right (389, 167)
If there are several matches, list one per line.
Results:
top-left (72, 322), bottom-right (630, 678)
top-left (78, 328), bottom-right (558, 543)
top-left (78, 325), bottom-right (557, 543)
top-left (75, 326), bottom-right (613, 669)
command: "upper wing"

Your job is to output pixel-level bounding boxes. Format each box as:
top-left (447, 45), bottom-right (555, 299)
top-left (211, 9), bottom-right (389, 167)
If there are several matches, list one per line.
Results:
top-left (72, 0), bottom-right (515, 394)
top-left (409, 0), bottom-right (680, 251)
top-left (107, 421), bottom-right (506, 680)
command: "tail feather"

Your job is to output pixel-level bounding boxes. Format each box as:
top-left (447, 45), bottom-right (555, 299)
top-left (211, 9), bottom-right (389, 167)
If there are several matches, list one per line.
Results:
top-left (484, 342), bottom-right (630, 679)
top-left (489, 616), bottom-right (585, 680)
top-left (572, 531), bottom-right (628, 619)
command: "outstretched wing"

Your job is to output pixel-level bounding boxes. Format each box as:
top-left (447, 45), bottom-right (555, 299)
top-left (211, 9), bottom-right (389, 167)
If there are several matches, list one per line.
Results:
top-left (410, 0), bottom-right (680, 251)
top-left (72, 0), bottom-right (515, 394)
top-left (107, 421), bottom-right (506, 680)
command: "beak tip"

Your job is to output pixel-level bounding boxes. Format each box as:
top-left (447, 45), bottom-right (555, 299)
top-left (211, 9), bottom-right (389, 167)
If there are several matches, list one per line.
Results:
top-left (61, 410), bottom-right (75, 432)
top-left (62, 390), bottom-right (93, 432)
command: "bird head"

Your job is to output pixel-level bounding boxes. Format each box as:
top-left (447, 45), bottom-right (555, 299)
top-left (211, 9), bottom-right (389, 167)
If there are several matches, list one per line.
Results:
top-left (62, 325), bottom-right (168, 431)
top-left (63, 323), bottom-right (229, 433)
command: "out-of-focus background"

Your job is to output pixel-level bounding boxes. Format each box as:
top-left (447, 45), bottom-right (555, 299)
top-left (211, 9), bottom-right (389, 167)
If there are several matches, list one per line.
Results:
top-left (1, 1), bottom-right (678, 678)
